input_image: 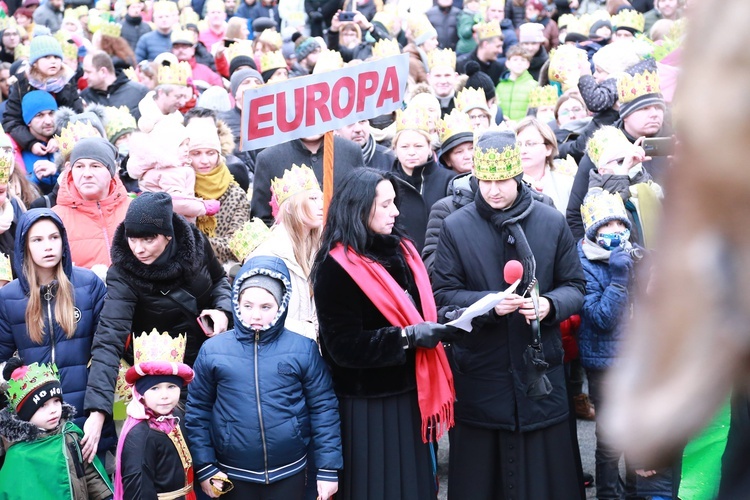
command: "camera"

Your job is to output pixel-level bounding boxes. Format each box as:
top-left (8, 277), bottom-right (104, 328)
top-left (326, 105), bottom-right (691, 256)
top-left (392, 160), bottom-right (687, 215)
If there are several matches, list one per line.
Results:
top-left (626, 245), bottom-right (645, 261)
top-left (339, 11), bottom-right (356, 22)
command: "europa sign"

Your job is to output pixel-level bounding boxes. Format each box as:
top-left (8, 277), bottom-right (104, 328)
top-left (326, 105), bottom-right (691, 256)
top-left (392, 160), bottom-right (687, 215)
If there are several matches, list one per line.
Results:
top-left (240, 54), bottom-right (409, 151)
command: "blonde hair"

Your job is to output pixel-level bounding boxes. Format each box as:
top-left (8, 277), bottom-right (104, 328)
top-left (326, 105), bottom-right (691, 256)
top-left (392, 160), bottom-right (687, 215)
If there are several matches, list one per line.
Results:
top-left (514, 116), bottom-right (558, 170)
top-left (23, 222), bottom-right (76, 344)
top-left (276, 189), bottom-right (323, 278)
top-left (28, 62), bottom-right (69, 82)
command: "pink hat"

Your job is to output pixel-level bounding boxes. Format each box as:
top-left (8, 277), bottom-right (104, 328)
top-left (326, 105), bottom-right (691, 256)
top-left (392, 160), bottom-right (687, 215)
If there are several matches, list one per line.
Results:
top-left (519, 22), bottom-right (546, 43)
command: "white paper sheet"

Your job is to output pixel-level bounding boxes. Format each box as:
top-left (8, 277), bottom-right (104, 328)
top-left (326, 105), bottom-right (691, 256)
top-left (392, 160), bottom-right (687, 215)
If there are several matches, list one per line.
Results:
top-left (446, 281), bottom-right (520, 332)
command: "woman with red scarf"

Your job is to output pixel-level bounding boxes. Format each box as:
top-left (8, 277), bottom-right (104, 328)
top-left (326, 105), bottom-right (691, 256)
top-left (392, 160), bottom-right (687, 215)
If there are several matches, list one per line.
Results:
top-left (312, 168), bottom-right (459, 500)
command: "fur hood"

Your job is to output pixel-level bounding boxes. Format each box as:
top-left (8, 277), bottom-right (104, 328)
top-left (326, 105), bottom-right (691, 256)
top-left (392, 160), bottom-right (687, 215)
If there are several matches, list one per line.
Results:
top-left (0, 403), bottom-right (77, 444)
top-left (216, 119), bottom-right (235, 157)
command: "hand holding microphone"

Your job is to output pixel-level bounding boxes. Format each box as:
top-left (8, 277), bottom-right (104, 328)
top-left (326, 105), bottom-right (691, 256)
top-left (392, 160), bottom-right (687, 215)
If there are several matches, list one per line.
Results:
top-left (494, 260), bottom-right (525, 316)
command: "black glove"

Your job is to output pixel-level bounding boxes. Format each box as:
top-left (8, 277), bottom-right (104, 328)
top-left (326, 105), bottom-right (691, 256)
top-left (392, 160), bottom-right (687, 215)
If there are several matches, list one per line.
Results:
top-left (309, 10), bottom-right (324, 21)
top-left (403, 322), bottom-right (459, 349)
top-left (609, 246), bottom-right (633, 287)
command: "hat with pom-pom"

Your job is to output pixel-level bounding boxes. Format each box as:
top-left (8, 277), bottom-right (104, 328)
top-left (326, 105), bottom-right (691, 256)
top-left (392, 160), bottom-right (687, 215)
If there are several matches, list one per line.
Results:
top-left (465, 60), bottom-right (496, 102)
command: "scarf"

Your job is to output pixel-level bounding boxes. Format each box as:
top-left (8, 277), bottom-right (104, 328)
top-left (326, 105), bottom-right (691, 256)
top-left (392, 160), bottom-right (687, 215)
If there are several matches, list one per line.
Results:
top-left (28, 67), bottom-right (74, 94)
top-left (194, 163), bottom-right (233, 237)
top-left (330, 240), bottom-right (455, 443)
top-left (475, 184), bottom-right (537, 292)
top-left (0, 197), bottom-right (13, 233)
top-left (361, 134), bottom-right (376, 165)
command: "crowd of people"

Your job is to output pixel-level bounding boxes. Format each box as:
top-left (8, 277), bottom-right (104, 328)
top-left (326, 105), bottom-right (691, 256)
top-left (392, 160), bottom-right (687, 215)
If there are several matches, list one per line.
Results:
top-left (0, 0), bottom-right (714, 498)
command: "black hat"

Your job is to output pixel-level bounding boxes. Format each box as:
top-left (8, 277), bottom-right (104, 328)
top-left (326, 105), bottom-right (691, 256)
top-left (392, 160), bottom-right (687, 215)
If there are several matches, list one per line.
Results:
top-left (135, 374), bottom-right (184, 395)
top-left (438, 131), bottom-right (474, 166)
top-left (124, 192), bottom-right (174, 238)
top-left (465, 61), bottom-right (496, 102)
top-left (252, 17), bottom-right (277, 34)
top-left (229, 54), bottom-right (257, 76)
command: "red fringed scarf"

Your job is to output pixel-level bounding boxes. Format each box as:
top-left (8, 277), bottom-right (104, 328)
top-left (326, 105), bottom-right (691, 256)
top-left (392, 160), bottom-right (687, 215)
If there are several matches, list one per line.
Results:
top-left (330, 240), bottom-right (455, 443)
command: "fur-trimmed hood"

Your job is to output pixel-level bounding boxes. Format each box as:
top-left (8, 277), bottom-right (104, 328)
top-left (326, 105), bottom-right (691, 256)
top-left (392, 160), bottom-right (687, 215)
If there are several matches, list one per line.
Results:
top-left (0, 403), bottom-right (77, 444)
top-left (216, 119), bottom-right (235, 157)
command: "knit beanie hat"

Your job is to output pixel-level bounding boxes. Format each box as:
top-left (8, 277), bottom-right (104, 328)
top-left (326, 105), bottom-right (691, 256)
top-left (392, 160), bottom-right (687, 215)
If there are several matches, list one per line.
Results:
top-left (135, 374), bottom-right (184, 395)
top-left (196, 86), bottom-right (231, 113)
top-left (230, 68), bottom-right (263, 98)
top-left (186, 120), bottom-right (221, 153)
top-left (465, 61), bottom-right (496, 102)
top-left (229, 54), bottom-right (257, 76)
top-left (589, 19), bottom-right (612, 39)
top-left (22, 90), bottom-right (58, 125)
top-left (239, 274), bottom-right (284, 306)
top-left (591, 41), bottom-right (641, 77)
top-left (29, 35), bottom-right (63, 66)
top-left (3, 357), bottom-right (63, 422)
top-left (519, 23), bottom-right (546, 43)
top-left (124, 191), bottom-right (175, 238)
top-left (69, 137), bottom-right (118, 177)
top-left (292, 32), bottom-right (319, 62)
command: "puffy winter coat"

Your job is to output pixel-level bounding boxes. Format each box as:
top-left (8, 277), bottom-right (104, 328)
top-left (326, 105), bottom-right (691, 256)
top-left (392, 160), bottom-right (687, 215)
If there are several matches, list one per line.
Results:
top-left (186, 256), bottom-right (342, 484)
top-left (134, 29), bottom-right (172, 62)
top-left (426, 5), bottom-right (461, 50)
top-left (120, 14), bottom-right (152, 50)
top-left (0, 210), bottom-right (106, 429)
top-left (79, 72), bottom-right (149, 120)
top-left (496, 69), bottom-right (538, 121)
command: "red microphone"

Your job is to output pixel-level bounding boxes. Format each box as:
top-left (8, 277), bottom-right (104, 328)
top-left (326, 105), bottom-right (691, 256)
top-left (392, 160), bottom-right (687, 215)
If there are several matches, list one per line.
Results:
top-left (503, 260), bottom-right (523, 284)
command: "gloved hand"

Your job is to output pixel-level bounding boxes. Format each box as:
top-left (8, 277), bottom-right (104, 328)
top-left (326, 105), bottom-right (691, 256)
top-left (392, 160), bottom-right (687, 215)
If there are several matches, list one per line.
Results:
top-left (609, 246), bottom-right (633, 287)
top-left (203, 200), bottom-right (221, 216)
top-left (403, 322), bottom-right (460, 349)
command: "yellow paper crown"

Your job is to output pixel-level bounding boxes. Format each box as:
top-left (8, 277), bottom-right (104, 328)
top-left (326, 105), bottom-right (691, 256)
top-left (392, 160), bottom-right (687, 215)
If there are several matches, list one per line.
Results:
top-left (170, 27), bottom-right (196, 45)
top-left (475, 20), bottom-right (502, 40)
top-left (132, 329), bottom-right (187, 366)
top-left (565, 16), bottom-right (589, 36)
top-left (0, 17), bottom-right (17, 31)
top-left (152, 0), bottom-right (178, 15)
top-left (0, 148), bottom-right (12, 185)
top-left (617, 70), bottom-right (661, 104)
top-left (396, 107), bottom-right (432, 134)
top-left (557, 13), bottom-right (576, 30)
top-left (0, 252), bottom-right (11, 282)
top-left (64, 7), bottom-right (78, 19)
top-left (229, 218), bottom-right (271, 262)
top-left (528, 85), bottom-right (559, 109)
top-left (548, 45), bottom-right (587, 91)
top-left (371, 38), bottom-right (401, 60)
top-left (581, 187), bottom-right (629, 235)
top-left (104, 105), bottom-right (137, 142)
top-left (55, 121), bottom-right (101, 159)
top-left (473, 142), bottom-right (522, 181)
top-left (14, 44), bottom-right (29, 61)
top-left (123, 66), bottom-right (138, 81)
top-left (157, 60), bottom-right (192, 86)
top-left (257, 28), bottom-right (282, 50)
top-left (438, 108), bottom-right (473, 144)
top-left (100, 21), bottom-right (122, 37)
top-left (312, 49), bottom-right (344, 75)
top-left (406, 15), bottom-right (436, 43)
top-left (225, 40), bottom-right (253, 64)
top-left (612, 9), bottom-right (644, 33)
top-left (179, 8), bottom-right (200, 26)
top-left (96, 0), bottom-right (110, 11)
top-left (586, 125), bottom-right (630, 168)
top-left (259, 50), bottom-right (286, 73)
top-left (553, 154), bottom-right (578, 177)
top-left (427, 48), bottom-right (455, 71)
top-left (270, 163), bottom-right (320, 211)
top-left (61, 41), bottom-right (78, 61)
top-left (454, 87), bottom-right (489, 114)
top-left (371, 11), bottom-right (395, 34)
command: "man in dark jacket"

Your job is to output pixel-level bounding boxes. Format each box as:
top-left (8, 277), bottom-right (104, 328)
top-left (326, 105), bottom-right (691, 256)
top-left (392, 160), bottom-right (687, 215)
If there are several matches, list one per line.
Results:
top-left (456, 21), bottom-right (505, 85)
top-left (120, 0), bottom-right (152, 51)
top-left (251, 135), bottom-right (366, 225)
top-left (426, 0), bottom-right (461, 50)
top-left (336, 119), bottom-right (394, 172)
top-left (135, 1), bottom-right (177, 62)
top-left (80, 51), bottom-right (149, 120)
top-left (433, 130), bottom-right (585, 499)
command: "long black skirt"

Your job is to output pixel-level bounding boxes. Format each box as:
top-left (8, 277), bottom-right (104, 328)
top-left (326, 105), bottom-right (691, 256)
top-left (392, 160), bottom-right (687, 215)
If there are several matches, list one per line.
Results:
top-left (339, 390), bottom-right (437, 500)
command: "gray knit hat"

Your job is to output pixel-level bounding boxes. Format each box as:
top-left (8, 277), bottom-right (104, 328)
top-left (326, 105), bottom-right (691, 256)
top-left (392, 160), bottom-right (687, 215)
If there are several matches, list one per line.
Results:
top-left (230, 68), bottom-right (263, 98)
top-left (69, 137), bottom-right (118, 177)
top-left (239, 274), bottom-right (284, 306)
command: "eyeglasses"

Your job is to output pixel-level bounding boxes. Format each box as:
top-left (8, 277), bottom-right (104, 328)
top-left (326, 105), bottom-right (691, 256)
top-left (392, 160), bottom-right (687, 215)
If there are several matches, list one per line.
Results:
top-left (558, 107), bottom-right (584, 117)
top-left (517, 141), bottom-right (544, 148)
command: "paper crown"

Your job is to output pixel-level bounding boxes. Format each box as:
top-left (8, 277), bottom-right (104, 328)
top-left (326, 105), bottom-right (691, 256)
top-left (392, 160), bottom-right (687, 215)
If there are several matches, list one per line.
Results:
top-left (617, 69), bottom-right (661, 104)
top-left (104, 105), bottom-right (137, 142)
top-left (152, 0), bottom-right (178, 15)
top-left (259, 50), bottom-right (286, 73)
top-left (396, 107), bottom-right (432, 134)
top-left (528, 85), bottom-right (559, 109)
top-left (557, 13), bottom-right (577, 30)
top-left (312, 49), bottom-right (344, 75)
top-left (257, 29), bottom-right (282, 50)
top-left (0, 148), bottom-right (13, 185)
top-left (171, 27), bottom-right (196, 45)
top-left (0, 16), bottom-right (17, 31)
top-left (225, 40), bottom-right (253, 64)
top-left (124, 329), bottom-right (194, 385)
top-left (454, 87), bottom-right (490, 114)
top-left (179, 8), bottom-right (200, 26)
top-left (229, 218), bottom-right (271, 262)
top-left (0, 252), bottom-right (11, 282)
top-left (586, 125), bottom-right (630, 167)
top-left (548, 45), bottom-right (588, 91)
top-left (475, 20), bottom-right (502, 40)
top-left (565, 16), bottom-right (589, 37)
top-left (61, 41), bottom-right (78, 61)
top-left (372, 38), bottom-right (401, 60)
top-left (157, 60), bottom-right (192, 86)
top-left (123, 66), bottom-right (138, 82)
top-left (14, 44), bottom-right (29, 61)
top-left (427, 48), bottom-right (455, 71)
top-left (5, 362), bottom-right (60, 411)
top-left (473, 142), bottom-right (522, 181)
top-left (581, 187), bottom-right (629, 235)
top-left (406, 14), bottom-right (436, 44)
top-left (55, 121), bottom-right (101, 159)
top-left (438, 108), bottom-right (473, 144)
top-left (372, 11), bottom-right (396, 34)
top-left (554, 154), bottom-right (579, 177)
top-left (612, 9), bottom-right (644, 33)
top-left (100, 21), bottom-right (122, 37)
top-left (270, 163), bottom-right (320, 216)
top-left (96, 0), bottom-right (110, 11)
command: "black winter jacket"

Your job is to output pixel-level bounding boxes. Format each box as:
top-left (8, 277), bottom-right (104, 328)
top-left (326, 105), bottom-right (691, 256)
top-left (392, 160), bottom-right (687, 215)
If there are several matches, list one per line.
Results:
top-left (120, 14), bottom-right (152, 50)
top-left (80, 72), bottom-right (149, 120)
top-left (325, 23), bottom-right (391, 62)
top-left (457, 49), bottom-right (505, 86)
top-left (426, 5), bottom-right (461, 50)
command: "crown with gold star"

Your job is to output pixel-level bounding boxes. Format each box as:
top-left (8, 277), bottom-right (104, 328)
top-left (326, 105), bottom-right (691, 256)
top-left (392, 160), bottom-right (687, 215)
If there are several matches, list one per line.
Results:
top-left (179, 8), bottom-right (200, 26)
top-left (312, 49), bottom-right (344, 75)
top-left (225, 40), bottom-right (253, 64)
top-left (548, 45), bottom-right (587, 91)
top-left (257, 29), bottom-right (283, 50)
top-left (528, 85), bottom-right (558, 109)
top-left (55, 121), bottom-right (101, 159)
top-left (104, 106), bottom-right (137, 143)
top-left (0, 148), bottom-right (13, 185)
top-left (270, 163), bottom-right (320, 215)
top-left (5, 362), bottom-right (60, 412)
top-left (61, 41), bottom-right (78, 61)
top-left (157, 60), bottom-right (191, 86)
top-left (0, 252), bottom-right (11, 282)
top-left (371, 38), bottom-right (401, 60)
top-left (427, 48), bottom-right (455, 71)
top-left (586, 125), bottom-right (630, 168)
top-left (229, 218), bottom-right (272, 262)
top-left (454, 87), bottom-right (490, 114)
top-left (617, 69), bottom-right (661, 104)
top-left (14, 44), bottom-right (29, 61)
top-left (100, 21), bottom-right (122, 37)
top-left (438, 108), bottom-right (473, 144)
top-left (259, 50), bottom-right (286, 73)
top-left (152, 0), bottom-right (178, 15)
top-left (124, 329), bottom-right (194, 386)
top-left (475, 20), bottom-right (502, 40)
top-left (473, 141), bottom-right (522, 181)
top-left (581, 187), bottom-right (629, 236)
top-left (396, 107), bottom-right (432, 134)
top-left (612, 9), bottom-right (644, 33)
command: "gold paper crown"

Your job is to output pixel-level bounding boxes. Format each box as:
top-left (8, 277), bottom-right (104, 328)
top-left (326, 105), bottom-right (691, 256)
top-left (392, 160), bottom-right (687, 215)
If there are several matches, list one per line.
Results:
top-left (371, 38), bottom-right (401, 60)
top-left (438, 108), bottom-right (473, 144)
top-left (123, 66), bottom-right (138, 81)
top-left (612, 9), bottom-right (644, 33)
top-left (100, 21), bottom-right (122, 37)
top-left (96, 0), bottom-right (110, 11)
top-left (396, 107), bottom-right (432, 134)
top-left (548, 45), bottom-right (587, 91)
top-left (157, 60), bottom-right (192, 86)
top-left (617, 69), bottom-right (661, 104)
top-left (153, 0), bottom-right (178, 15)
top-left (473, 143), bottom-right (522, 181)
top-left (0, 252), bottom-right (11, 282)
top-left (427, 48), bottom-right (455, 71)
top-left (104, 106), bottom-right (137, 142)
top-left (475, 20), bottom-right (502, 40)
top-left (586, 125), bottom-right (630, 168)
top-left (259, 50), bottom-right (286, 73)
top-left (581, 187), bottom-right (629, 234)
top-left (5, 362), bottom-right (60, 411)
top-left (565, 16), bottom-right (589, 36)
top-left (528, 85), bottom-right (559, 109)
top-left (61, 41), bottom-right (78, 61)
top-left (14, 44), bottom-right (29, 61)
top-left (179, 8), bottom-right (200, 26)
top-left (229, 218), bottom-right (271, 262)
top-left (454, 87), bottom-right (489, 114)
top-left (257, 28), bottom-right (282, 50)
top-left (87, 14), bottom-right (104, 33)
top-left (312, 49), bottom-right (344, 75)
top-left (63, 7), bottom-right (79, 19)
top-left (132, 329), bottom-right (187, 365)
top-left (557, 13), bottom-right (576, 30)
top-left (406, 15), bottom-right (435, 43)
top-left (55, 121), bottom-right (101, 159)
top-left (0, 17), bottom-right (17, 31)
top-left (171, 27), bottom-right (196, 45)
top-left (0, 148), bottom-right (13, 185)
top-left (225, 40), bottom-right (253, 64)
top-left (271, 163), bottom-right (320, 210)
top-left (74, 5), bottom-right (89, 17)
top-left (553, 154), bottom-right (578, 177)
top-left (372, 11), bottom-right (395, 34)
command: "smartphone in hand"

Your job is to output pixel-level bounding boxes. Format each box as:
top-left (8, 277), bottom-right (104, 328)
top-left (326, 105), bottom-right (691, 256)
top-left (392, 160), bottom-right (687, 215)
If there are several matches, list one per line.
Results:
top-left (339, 11), bottom-right (356, 21)
top-left (642, 137), bottom-right (674, 157)
top-left (197, 314), bottom-right (215, 335)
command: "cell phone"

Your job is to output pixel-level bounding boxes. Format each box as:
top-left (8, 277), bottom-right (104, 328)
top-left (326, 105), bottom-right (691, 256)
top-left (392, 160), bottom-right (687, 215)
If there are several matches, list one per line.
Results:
top-left (223, 38), bottom-right (234, 48)
top-left (197, 315), bottom-right (215, 335)
top-left (641, 137), bottom-right (674, 157)
top-left (339, 10), bottom-right (356, 22)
